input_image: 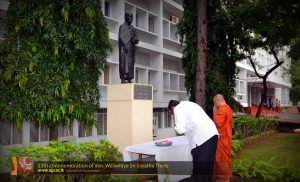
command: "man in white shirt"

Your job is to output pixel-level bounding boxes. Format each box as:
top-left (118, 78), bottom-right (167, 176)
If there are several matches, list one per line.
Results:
top-left (168, 100), bottom-right (219, 182)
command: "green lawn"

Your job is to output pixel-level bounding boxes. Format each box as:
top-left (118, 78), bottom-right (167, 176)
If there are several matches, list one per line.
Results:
top-left (233, 132), bottom-right (300, 169)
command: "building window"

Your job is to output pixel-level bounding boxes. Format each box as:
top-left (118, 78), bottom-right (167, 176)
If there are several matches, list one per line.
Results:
top-left (30, 122), bottom-right (38, 142)
top-left (78, 121), bottom-right (92, 137)
top-left (135, 69), bottom-right (139, 83)
top-left (104, 65), bottom-right (110, 84)
top-left (30, 122), bottom-right (49, 142)
top-left (40, 125), bottom-right (49, 141)
top-left (156, 109), bottom-right (174, 129)
top-left (157, 112), bottom-right (164, 128)
top-left (148, 16), bottom-right (155, 33)
top-left (104, 1), bottom-right (110, 17)
top-left (136, 13), bottom-right (139, 27)
top-left (164, 111), bottom-right (174, 128)
top-left (236, 79), bottom-right (245, 95)
top-left (58, 123), bottom-right (73, 138)
top-left (96, 110), bottom-right (107, 135)
top-left (153, 111), bottom-right (163, 129)
top-left (0, 121), bottom-right (22, 145)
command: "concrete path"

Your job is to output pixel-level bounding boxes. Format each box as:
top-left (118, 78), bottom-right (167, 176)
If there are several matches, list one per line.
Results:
top-left (275, 112), bottom-right (300, 133)
top-left (276, 113), bottom-right (300, 124)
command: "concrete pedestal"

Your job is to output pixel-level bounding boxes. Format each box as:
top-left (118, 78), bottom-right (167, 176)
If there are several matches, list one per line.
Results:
top-left (107, 83), bottom-right (153, 152)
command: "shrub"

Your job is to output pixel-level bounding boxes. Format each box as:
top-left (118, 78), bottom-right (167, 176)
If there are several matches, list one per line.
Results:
top-left (232, 157), bottom-right (299, 181)
top-left (233, 117), bottom-right (278, 140)
top-left (6, 140), bottom-right (120, 182)
top-left (79, 140), bottom-right (119, 161)
top-left (231, 139), bottom-right (242, 157)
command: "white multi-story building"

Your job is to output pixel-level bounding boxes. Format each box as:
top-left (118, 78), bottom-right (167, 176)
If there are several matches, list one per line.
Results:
top-left (0, 0), bottom-right (292, 162)
top-left (98, 0), bottom-right (187, 140)
top-left (0, 0), bottom-right (187, 161)
top-left (235, 48), bottom-right (292, 109)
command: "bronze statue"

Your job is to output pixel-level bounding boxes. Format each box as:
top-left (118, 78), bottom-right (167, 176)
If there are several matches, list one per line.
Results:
top-left (118, 13), bottom-right (139, 84)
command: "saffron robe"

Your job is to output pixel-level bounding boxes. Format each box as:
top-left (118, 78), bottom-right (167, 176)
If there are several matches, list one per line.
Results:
top-left (213, 104), bottom-right (233, 180)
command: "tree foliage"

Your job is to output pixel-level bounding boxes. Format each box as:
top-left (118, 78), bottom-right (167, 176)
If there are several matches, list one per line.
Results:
top-left (289, 59), bottom-right (300, 103)
top-left (178, 0), bottom-right (299, 116)
top-left (0, 1), bottom-right (111, 131)
top-left (234, 0), bottom-right (300, 117)
top-left (178, 0), bottom-right (244, 115)
top-left (289, 38), bottom-right (300, 103)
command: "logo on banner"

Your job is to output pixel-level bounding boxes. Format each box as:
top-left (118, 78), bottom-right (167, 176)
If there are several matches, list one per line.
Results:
top-left (11, 156), bottom-right (32, 176)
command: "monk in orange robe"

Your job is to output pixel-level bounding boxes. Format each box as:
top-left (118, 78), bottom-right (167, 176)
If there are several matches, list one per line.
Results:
top-left (213, 94), bottom-right (233, 182)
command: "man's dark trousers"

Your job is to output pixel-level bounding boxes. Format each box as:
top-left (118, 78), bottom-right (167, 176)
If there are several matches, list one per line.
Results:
top-left (191, 135), bottom-right (218, 182)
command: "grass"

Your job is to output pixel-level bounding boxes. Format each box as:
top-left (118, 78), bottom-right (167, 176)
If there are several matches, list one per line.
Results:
top-left (231, 131), bottom-right (300, 182)
top-left (179, 131), bottom-right (300, 182)
top-left (233, 131), bottom-right (300, 169)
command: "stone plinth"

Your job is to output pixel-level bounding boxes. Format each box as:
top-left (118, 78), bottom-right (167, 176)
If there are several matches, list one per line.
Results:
top-left (107, 83), bottom-right (153, 151)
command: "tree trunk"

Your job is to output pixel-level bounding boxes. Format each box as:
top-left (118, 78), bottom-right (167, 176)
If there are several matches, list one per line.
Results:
top-left (256, 77), bottom-right (267, 118)
top-left (196, 0), bottom-right (208, 109)
top-left (248, 48), bottom-right (284, 118)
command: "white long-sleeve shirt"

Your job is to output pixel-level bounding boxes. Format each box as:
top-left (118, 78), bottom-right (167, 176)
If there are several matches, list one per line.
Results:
top-left (174, 101), bottom-right (219, 150)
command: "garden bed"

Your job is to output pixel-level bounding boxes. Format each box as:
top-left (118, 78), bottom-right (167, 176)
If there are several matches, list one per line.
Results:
top-left (232, 132), bottom-right (300, 182)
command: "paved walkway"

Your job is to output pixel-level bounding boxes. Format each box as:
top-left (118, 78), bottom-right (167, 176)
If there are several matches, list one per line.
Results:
top-left (245, 105), bottom-right (300, 124)
top-left (276, 112), bottom-right (300, 124)
top-left (274, 112), bottom-right (300, 133)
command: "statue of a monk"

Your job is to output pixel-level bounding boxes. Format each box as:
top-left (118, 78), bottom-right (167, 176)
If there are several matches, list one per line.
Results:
top-left (118, 13), bottom-right (139, 84)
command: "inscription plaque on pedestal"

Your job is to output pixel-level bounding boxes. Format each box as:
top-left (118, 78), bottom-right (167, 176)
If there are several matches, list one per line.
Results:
top-left (134, 85), bottom-right (152, 100)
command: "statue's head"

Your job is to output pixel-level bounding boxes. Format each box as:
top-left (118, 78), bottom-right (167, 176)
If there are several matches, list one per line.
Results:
top-left (125, 13), bottom-right (133, 25)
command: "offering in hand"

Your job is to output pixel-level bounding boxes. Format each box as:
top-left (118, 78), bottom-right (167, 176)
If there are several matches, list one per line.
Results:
top-left (155, 139), bottom-right (172, 146)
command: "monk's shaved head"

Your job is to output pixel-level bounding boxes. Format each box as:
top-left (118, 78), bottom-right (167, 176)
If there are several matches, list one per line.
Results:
top-left (213, 94), bottom-right (226, 108)
top-left (213, 94), bottom-right (224, 101)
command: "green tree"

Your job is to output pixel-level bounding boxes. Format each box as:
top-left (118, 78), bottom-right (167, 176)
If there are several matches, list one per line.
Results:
top-left (178, 0), bottom-right (299, 117)
top-left (178, 0), bottom-right (244, 115)
top-left (0, 0), bottom-right (111, 139)
top-left (289, 38), bottom-right (300, 103)
top-left (289, 60), bottom-right (300, 103)
top-left (234, 0), bottom-right (300, 117)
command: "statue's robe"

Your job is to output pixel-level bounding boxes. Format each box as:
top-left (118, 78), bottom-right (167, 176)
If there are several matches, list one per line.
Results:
top-left (118, 23), bottom-right (139, 80)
